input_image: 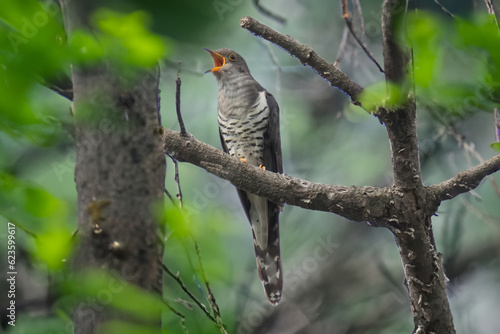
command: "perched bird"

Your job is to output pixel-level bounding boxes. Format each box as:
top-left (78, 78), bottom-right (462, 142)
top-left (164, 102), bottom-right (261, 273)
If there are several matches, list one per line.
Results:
top-left (206, 48), bottom-right (283, 304)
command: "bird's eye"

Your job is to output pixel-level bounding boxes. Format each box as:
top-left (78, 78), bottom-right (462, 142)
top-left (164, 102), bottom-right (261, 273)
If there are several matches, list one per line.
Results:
top-left (228, 53), bottom-right (237, 62)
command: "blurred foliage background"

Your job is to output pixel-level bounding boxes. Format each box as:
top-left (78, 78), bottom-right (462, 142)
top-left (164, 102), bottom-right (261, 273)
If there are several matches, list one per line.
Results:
top-left (1, 0), bottom-right (500, 333)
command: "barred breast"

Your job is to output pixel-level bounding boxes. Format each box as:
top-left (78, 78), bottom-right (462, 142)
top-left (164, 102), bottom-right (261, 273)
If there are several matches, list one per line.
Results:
top-left (218, 90), bottom-right (270, 167)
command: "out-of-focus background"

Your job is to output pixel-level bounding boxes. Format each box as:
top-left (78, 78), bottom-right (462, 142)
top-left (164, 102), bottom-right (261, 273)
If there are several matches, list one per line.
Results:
top-left (1, 0), bottom-right (499, 333)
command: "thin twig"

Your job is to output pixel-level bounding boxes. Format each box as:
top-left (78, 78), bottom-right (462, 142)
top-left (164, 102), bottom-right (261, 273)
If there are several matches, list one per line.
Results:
top-left (344, 8), bottom-right (385, 73)
top-left (488, 0), bottom-right (500, 30)
top-left (334, 24), bottom-right (350, 67)
top-left (341, 0), bottom-right (349, 18)
top-left (166, 153), bottom-right (183, 206)
top-left (495, 108), bottom-right (500, 142)
top-left (161, 262), bottom-right (218, 324)
top-left (160, 295), bottom-right (190, 333)
top-left (176, 61), bottom-right (187, 136)
top-left (239, 16), bottom-right (364, 104)
top-left (434, 0), bottom-right (454, 18)
top-left (263, 42), bottom-right (282, 73)
top-left (252, 0), bottom-right (286, 24)
top-left (194, 241), bottom-right (227, 334)
top-left (484, 0), bottom-right (495, 14)
top-left (460, 197), bottom-right (500, 225)
top-left (450, 128), bottom-right (500, 198)
top-left (161, 297), bottom-right (186, 319)
top-left (164, 59), bottom-right (205, 77)
top-left (164, 187), bottom-right (175, 204)
top-left (353, 0), bottom-right (366, 38)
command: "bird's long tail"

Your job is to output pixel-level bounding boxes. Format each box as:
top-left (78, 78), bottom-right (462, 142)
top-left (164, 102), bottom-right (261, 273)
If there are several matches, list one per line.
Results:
top-left (253, 203), bottom-right (283, 305)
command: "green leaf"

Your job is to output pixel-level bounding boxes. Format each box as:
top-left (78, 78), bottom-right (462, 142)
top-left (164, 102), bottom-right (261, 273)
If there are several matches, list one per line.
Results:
top-left (358, 82), bottom-right (406, 112)
top-left (490, 142), bottom-right (500, 152)
top-left (162, 205), bottom-right (192, 239)
top-left (24, 186), bottom-right (62, 217)
top-left (406, 12), bottom-right (443, 87)
top-left (92, 9), bottom-right (168, 67)
top-left (67, 30), bottom-right (105, 65)
top-left (35, 228), bottom-right (73, 269)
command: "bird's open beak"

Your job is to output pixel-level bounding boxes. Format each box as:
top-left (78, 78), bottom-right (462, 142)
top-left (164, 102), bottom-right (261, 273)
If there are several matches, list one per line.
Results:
top-left (205, 48), bottom-right (225, 73)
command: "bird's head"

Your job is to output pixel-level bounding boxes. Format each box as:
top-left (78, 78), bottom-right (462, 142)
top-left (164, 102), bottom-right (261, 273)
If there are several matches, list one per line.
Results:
top-left (205, 48), bottom-right (251, 79)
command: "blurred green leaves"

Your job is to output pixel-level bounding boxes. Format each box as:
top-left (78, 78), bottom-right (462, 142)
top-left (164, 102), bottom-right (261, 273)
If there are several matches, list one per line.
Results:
top-left (65, 270), bottom-right (163, 321)
top-left (93, 9), bottom-right (167, 67)
top-left (358, 81), bottom-right (406, 112)
top-left (0, 1), bottom-right (172, 269)
top-left (362, 12), bottom-right (500, 117)
top-left (0, 2), bottom-right (170, 144)
top-left (61, 270), bottom-right (163, 334)
top-left (0, 0), bottom-right (66, 145)
top-left (68, 9), bottom-right (168, 68)
top-left (406, 12), bottom-right (443, 88)
top-left (97, 321), bottom-right (159, 334)
top-left (406, 12), bottom-right (500, 117)
top-left (159, 201), bottom-right (235, 282)
top-left (0, 171), bottom-right (73, 269)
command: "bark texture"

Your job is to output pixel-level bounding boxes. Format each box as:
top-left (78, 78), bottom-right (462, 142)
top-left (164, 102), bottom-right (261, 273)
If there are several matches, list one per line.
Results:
top-left (60, 1), bottom-right (165, 333)
top-left (380, 1), bottom-right (454, 332)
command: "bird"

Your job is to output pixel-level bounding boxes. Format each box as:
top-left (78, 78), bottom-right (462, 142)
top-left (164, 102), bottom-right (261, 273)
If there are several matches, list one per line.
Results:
top-left (206, 48), bottom-right (283, 305)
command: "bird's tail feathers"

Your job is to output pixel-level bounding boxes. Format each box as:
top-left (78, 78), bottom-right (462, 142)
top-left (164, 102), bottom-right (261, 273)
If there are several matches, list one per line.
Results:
top-left (253, 220), bottom-right (283, 305)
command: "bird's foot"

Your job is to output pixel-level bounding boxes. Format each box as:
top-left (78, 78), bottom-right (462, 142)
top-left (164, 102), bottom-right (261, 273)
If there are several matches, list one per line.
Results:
top-left (258, 165), bottom-right (266, 171)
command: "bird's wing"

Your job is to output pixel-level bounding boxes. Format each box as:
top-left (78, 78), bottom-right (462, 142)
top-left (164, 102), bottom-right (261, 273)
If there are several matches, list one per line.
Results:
top-left (263, 91), bottom-right (283, 174)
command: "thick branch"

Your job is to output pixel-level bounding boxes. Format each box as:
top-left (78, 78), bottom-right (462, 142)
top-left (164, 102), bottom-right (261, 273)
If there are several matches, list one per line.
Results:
top-left (163, 129), bottom-right (390, 223)
top-left (240, 16), bottom-right (363, 104)
top-left (377, 103), bottom-right (421, 189)
top-left (429, 155), bottom-right (500, 201)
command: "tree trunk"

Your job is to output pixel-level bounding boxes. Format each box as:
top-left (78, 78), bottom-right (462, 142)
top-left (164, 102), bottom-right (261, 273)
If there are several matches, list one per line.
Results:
top-left (59, 1), bottom-right (165, 333)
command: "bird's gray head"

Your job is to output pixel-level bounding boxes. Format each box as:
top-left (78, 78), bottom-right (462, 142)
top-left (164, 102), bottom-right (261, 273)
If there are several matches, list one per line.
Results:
top-left (205, 48), bottom-right (251, 80)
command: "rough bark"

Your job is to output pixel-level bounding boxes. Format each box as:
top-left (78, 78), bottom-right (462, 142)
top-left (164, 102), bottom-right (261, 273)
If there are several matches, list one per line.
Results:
top-left (428, 154), bottom-right (500, 200)
top-left (60, 1), bottom-right (165, 333)
top-left (379, 1), bottom-right (454, 332)
top-left (164, 129), bottom-right (390, 222)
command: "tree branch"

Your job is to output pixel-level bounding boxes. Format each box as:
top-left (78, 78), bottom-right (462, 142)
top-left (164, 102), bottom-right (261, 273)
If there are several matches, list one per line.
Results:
top-left (429, 155), bottom-right (500, 201)
top-left (239, 16), bottom-right (364, 104)
top-left (163, 129), bottom-right (390, 223)
top-left (379, 2), bottom-right (455, 333)
top-left (381, 0), bottom-right (409, 84)
top-left (379, 0), bottom-right (420, 190)
top-left (382, 0), bottom-right (409, 84)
